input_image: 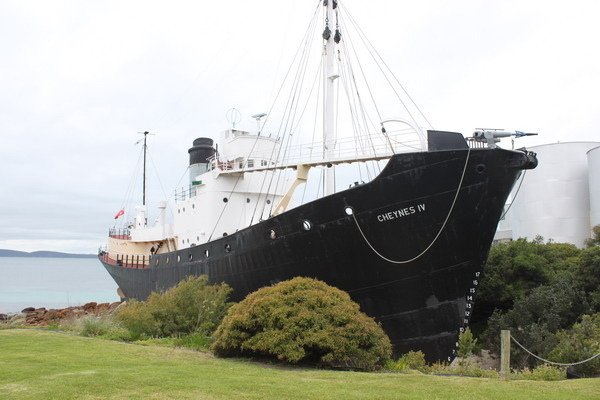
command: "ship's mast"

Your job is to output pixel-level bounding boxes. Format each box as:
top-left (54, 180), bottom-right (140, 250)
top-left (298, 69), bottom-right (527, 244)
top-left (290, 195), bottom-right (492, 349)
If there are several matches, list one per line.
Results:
top-left (142, 131), bottom-right (149, 206)
top-left (323, 0), bottom-right (339, 196)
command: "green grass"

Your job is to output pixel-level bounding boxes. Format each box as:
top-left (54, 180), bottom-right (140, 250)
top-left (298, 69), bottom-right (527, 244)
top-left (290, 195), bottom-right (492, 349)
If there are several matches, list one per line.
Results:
top-left (0, 330), bottom-right (598, 400)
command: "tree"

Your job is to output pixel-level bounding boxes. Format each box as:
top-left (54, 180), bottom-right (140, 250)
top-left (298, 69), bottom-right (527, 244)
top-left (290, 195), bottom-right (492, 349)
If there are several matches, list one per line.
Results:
top-left (584, 225), bottom-right (600, 248)
top-left (549, 313), bottom-right (600, 377)
top-left (576, 246), bottom-right (600, 312)
top-left (212, 277), bottom-right (392, 371)
top-left (474, 238), bottom-right (581, 324)
top-left (482, 278), bottom-right (591, 368)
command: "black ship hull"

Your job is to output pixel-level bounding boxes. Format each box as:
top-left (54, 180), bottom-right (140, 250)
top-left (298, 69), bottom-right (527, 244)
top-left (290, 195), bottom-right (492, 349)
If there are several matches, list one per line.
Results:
top-left (101, 146), bottom-right (536, 362)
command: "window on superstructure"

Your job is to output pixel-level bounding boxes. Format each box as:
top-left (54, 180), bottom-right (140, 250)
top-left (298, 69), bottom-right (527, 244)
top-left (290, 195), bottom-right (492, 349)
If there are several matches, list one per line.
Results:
top-left (247, 159), bottom-right (254, 168)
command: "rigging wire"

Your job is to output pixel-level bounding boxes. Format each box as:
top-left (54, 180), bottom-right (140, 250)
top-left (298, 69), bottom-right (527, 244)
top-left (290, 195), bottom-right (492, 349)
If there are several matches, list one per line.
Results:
top-left (147, 151), bottom-right (175, 220)
top-left (340, 3), bottom-right (434, 130)
top-left (262, 8), bottom-right (321, 217)
top-left (249, 4), bottom-right (322, 224)
top-left (117, 145), bottom-right (144, 226)
top-left (213, 1), bottom-right (323, 236)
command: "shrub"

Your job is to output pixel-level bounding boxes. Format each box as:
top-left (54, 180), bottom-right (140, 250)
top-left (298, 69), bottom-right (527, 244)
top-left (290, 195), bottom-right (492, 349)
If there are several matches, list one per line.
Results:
top-left (548, 313), bottom-right (600, 377)
top-left (482, 278), bottom-right (591, 368)
top-left (457, 328), bottom-right (477, 359)
top-left (77, 316), bottom-right (132, 341)
top-left (174, 332), bottom-right (212, 351)
top-left (511, 365), bottom-right (566, 381)
top-left (116, 276), bottom-right (232, 339)
top-left (475, 238), bottom-right (581, 323)
top-left (212, 277), bottom-right (392, 371)
top-left (386, 351), bottom-right (427, 373)
top-left (453, 364), bottom-right (499, 378)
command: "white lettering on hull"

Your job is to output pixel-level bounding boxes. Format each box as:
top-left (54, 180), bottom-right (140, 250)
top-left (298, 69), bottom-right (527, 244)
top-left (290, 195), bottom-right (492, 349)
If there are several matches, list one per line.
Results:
top-left (376, 203), bottom-right (426, 223)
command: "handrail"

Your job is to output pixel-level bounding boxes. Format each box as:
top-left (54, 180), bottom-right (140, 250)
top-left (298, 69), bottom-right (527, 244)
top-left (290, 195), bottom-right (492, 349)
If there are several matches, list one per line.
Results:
top-left (108, 228), bottom-right (131, 240)
top-left (99, 251), bottom-right (151, 269)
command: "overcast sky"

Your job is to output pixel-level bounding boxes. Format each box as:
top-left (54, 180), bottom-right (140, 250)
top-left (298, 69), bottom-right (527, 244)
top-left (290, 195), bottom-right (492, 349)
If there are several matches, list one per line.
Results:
top-left (1, 0), bottom-right (599, 253)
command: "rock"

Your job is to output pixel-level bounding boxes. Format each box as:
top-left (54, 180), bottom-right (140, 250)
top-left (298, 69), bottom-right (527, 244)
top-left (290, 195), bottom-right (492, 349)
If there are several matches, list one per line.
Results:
top-left (83, 302), bottom-right (97, 312)
top-left (0, 313), bottom-right (8, 321)
top-left (21, 307), bottom-right (35, 313)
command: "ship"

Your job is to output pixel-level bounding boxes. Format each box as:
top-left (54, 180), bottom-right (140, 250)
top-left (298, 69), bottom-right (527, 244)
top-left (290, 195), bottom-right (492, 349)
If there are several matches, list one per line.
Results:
top-left (99, 0), bottom-right (538, 362)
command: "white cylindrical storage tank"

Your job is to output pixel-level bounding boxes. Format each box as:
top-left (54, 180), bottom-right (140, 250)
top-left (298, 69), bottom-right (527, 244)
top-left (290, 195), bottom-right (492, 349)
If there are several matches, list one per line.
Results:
top-left (588, 146), bottom-right (600, 230)
top-left (509, 142), bottom-right (599, 247)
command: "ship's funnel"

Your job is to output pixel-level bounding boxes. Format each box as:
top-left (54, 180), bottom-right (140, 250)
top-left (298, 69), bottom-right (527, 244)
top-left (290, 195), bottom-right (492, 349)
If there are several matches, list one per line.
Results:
top-left (188, 137), bottom-right (215, 184)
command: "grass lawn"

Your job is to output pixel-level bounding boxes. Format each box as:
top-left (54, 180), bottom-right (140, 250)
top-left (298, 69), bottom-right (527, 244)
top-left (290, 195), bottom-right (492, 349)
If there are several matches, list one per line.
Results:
top-left (0, 329), bottom-right (598, 400)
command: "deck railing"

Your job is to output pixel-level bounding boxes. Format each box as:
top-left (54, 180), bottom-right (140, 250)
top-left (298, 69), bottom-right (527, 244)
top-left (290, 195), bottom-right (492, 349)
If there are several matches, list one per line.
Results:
top-left (108, 228), bottom-right (131, 240)
top-left (99, 251), bottom-right (150, 269)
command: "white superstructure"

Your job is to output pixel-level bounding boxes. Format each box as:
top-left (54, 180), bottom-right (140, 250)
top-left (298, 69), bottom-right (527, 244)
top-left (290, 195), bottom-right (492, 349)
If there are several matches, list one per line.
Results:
top-left (172, 130), bottom-right (285, 249)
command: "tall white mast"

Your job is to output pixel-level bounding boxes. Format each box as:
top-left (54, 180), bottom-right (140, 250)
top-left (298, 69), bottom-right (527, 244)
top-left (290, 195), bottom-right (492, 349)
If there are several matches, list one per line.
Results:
top-left (323, 0), bottom-right (339, 196)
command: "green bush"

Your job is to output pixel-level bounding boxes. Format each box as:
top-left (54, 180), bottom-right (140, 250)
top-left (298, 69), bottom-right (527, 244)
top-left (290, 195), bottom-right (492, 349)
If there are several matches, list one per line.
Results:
top-left (476, 238), bottom-right (581, 323)
top-left (77, 316), bottom-right (132, 341)
top-left (386, 351), bottom-right (427, 372)
top-left (548, 313), bottom-right (600, 377)
top-left (457, 328), bottom-right (477, 359)
top-left (511, 364), bottom-right (566, 381)
top-left (212, 277), bottom-right (392, 371)
top-left (174, 332), bottom-right (213, 351)
top-left (453, 364), bottom-right (499, 379)
top-left (116, 276), bottom-right (232, 339)
top-left (482, 278), bottom-right (591, 368)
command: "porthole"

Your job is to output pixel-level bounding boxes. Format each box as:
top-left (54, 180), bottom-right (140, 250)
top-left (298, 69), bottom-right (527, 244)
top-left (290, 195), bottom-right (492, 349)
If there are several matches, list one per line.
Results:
top-left (270, 229), bottom-right (276, 239)
top-left (246, 198), bottom-right (251, 203)
top-left (189, 253), bottom-right (193, 261)
top-left (197, 236), bottom-right (200, 241)
top-left (476, 164), bottom-right (486, 174)
top-left (177, 255), bottom-right (181, 262)
top-left (344, 206), bottom-right (354, 216)
top-left (155, 258), bottom-right (159, 265)
top-left (204, 249), bottom-right (209, 258)
top-left (183, 207), bottom-right (185, 212)
top-left (187, 238), bottom-right (189, 243)
top-left (223, 232), bottom-right (228, 237)
top-left (192, 203), bottom-right (195, 209)
top-left (223, 197), bottom-right (228, 203)
top-left (225, 244), bottom-right (231, 252)
top-left (266, 199), bottom-right (271, 204)
top-left (166, 257), bottom-right (170, 264)
top-left (302, 220), bottom-right (312, 231)
top-left (178, 209), bottom-right (180, 214)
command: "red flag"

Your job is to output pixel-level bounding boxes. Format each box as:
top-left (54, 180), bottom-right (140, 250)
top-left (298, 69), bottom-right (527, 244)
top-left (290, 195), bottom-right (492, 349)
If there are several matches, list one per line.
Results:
top-left (114, 209), bottom-right (125, 219)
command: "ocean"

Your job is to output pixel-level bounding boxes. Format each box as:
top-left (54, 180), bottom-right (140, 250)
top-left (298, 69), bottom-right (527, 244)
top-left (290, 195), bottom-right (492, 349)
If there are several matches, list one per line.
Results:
top-left (0, 257), bottom-right (119, 314)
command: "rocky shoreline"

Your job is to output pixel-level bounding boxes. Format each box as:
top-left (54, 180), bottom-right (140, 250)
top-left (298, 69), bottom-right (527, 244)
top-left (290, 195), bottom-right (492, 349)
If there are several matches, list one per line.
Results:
top-left (0, 302), bottom-right (122, 326)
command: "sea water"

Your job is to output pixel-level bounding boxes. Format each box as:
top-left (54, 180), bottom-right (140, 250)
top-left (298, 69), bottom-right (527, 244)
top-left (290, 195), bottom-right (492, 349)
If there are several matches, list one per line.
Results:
top-left (0, 257), bottom-right (119, 314)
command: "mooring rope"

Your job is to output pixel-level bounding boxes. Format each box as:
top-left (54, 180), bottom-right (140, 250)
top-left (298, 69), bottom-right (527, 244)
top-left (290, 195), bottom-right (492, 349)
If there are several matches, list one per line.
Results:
top-left (510, 334), bottom-right (600, 367)
top-left (498, 169), bottom-right (527, 221)
top-left (351, 146), bottom-right (471, 264)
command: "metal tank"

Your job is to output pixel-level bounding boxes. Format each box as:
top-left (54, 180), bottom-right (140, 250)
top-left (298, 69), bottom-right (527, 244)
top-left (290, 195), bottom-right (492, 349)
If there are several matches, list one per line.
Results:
top-left (507, 142), bottom-right (600, 247)
top-left (588, 146), bottom-right (600, 230)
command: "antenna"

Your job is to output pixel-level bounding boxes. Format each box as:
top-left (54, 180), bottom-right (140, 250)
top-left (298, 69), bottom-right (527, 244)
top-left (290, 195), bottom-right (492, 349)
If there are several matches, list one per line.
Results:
top-left (226, 108), bottom-right (242, 129)
top-left (136, 131), bottom-right (155, 207)
top-left (251, 112), bottom-right (267, 131)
